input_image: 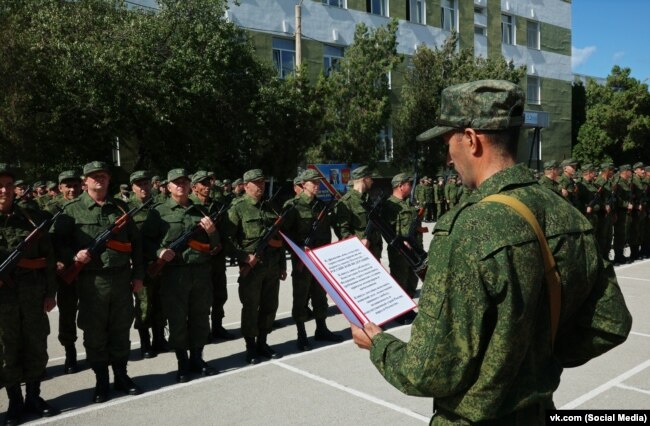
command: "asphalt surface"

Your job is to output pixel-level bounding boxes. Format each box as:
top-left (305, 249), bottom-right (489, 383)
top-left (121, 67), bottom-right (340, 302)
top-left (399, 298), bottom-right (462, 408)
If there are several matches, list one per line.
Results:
top-left (2, 231), bottom-right (649, 425)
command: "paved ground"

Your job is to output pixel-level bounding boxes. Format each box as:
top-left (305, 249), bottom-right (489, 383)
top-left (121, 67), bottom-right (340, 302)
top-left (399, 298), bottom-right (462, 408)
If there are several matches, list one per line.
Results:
top-left (2, 231), bottom-right (649, 425)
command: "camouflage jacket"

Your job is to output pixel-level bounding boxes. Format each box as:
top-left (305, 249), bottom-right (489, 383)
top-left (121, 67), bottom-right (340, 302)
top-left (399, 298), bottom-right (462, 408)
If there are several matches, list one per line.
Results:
top-left (141, 197), bottom-right (220, 266)
top-left (334, 188), bottom-right (381, 248)
top-left (538, 175), bottom-right (560, 195)
top-left (369, 163), bottom-right (631, 424)
top-left (50, 191), bottom-right (144, 279)
top-left (0, 205), bottom-right (57, 299)
top-left (282, 193), bottom-right (332, 249)
top-left (127, 195), bottom-right (155, 230)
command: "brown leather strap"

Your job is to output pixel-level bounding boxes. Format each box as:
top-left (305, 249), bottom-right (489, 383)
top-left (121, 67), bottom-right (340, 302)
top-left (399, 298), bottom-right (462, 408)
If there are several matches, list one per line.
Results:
top-left (187, 239), bottom-right (211, 253)
top-left (268, 237), bottom-right (283, 248)
top-left (106, 239), bottom-right (133, 253)
top-left (481, 194), bottom-right (561, 347)
top-left (17, 257), bottom-right (47, 269)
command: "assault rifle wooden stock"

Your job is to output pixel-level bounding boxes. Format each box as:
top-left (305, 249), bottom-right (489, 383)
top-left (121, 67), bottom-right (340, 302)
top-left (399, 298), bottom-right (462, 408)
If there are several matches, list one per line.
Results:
top-left (148, 201), bottom-right (230, 277)
top-left (362, 198), bottom-right (428, 282)
top-left (60, 198), bottom-right (153, 284)
top-left (0, 209), bottom-right (62, 287)
top-left (303, 199), bottom-right (336, 248)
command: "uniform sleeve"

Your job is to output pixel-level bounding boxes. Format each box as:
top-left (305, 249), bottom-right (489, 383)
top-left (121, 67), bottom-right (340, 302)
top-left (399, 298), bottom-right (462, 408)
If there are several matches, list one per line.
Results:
top-left (127, 215), bottom-right (144, 280)
top-left (221, 206), bottom-right (247, 261)
top-left (334, 199), bottom-right (353, 240)
top-left (38, 230), bottom-right (58, 298)
top-left (49, 210), bottom-right (76, 267)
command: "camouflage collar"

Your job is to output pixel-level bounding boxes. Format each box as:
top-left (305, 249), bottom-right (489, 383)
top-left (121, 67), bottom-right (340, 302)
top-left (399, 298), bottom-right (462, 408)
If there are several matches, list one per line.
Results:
top-left (165, 196), bottom-right (195, 210)
top-left (477, 163), bottom-right (537, 197)
top-left (80, 191), bottom-right (116, 209)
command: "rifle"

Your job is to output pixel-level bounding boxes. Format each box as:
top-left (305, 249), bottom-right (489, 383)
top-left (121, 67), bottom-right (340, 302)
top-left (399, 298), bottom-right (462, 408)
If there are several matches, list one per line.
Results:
top-left (303, 199), bottom-right (336, 248)
top-left (239, 204), bottom-right (295, 278)
top-left (362, 197), bottom-right (428, 281)
top-left (14, 185), bottom-right (33, 204)
top-left (59, 198), bottom-right (153, 284)
top-left (0, 209), bottom-right (62, 287)
top-left (148, 201), bottom-right (230, 277)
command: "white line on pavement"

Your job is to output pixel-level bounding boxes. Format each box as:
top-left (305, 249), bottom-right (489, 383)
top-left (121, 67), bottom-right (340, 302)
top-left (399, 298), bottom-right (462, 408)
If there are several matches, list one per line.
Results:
top-left (615, 383), bottom-right (650, 396)
top-left (631, 331), bottom-right (650, 338)
top-left (560, 359), bottom-right (650, 409)
top-left (274, 361), bottom-right (430, 423)
top-left (616, 276), bottom-right (650, 282)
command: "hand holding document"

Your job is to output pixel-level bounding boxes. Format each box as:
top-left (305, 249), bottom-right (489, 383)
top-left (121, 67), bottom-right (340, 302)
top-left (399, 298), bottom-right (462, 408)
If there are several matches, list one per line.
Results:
top-left (280, 232), bottom-right (416, 328)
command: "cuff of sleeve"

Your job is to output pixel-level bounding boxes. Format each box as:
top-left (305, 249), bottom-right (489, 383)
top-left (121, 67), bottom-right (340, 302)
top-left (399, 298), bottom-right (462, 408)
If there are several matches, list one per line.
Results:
top-left (369, 332), bottom-right (399, 368)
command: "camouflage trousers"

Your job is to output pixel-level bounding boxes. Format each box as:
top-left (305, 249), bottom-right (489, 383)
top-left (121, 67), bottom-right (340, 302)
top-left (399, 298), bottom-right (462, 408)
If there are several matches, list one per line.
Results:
top-left (238, 261), bottom-right (281, 338)
top-left (160, 263), bottom-right (212, 351)
top-left (290, 259), bottom-right (328, 323)
top-left (210, 253), bottom-right (228, 324)
top-left (77, 267), bottom-right (134, 364)
top-left (133, 275), bottom-right (165, 331)
top-left (388, 248), bottom-right (418, 298)
top-left (613, 211), bottom-right (631, 252)
top-left (56, 276), bottom-right (78, 346)
top-left (0, 282), bottom-right (50, 387)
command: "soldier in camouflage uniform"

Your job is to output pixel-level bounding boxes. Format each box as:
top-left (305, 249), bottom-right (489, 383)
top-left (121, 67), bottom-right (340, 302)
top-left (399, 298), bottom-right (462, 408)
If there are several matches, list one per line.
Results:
top-left (334, 166), bottom-right (383, 259)
top-left (630, 162), bottom-right (647, 261)
top-left (612, 164), bottom-right (637, 264)
top-left (351, 80), bottom-right (631, 425)
top-left (576, 164), bottom-right (601, 233)
top-left (423, 177), bottom-right (434, 222)
top-left (433, 176), bottom-right (445, 220)
top-left (594, 163), bottom-right (616, 260)
top-left (282, 170), bottom-right (343, 351)
top-left (0, 164), bottom-right (59, 424)
top-left (413, 176), bottom-right (426, 210)
top-left (222, 169), bottom-right (287, 365)
top-left (189, 170), bottom-right (235, 341)
top-left (45, 170), bottom-right (83, 374)
top-left (232, 178), bottom-right (245, 199)
top-left (142, 169), bottom-right (219, 382)
top-left (127, 170), bottom-right (167, 359)
top-left (51, 161), bottom-right (143, 403)
top-left (444, 175), bottom-right (460, 209)
top-left (557, 158), bottom-right (579, 207)
top-left (538, 160), bottom-right (561, 195)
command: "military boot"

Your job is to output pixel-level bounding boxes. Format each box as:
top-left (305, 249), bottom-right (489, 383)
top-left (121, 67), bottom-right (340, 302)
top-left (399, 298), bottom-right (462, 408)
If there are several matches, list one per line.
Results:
top-left (295, 322), bottom-right (312, 351)
top-left (630, 245), bottom-right (640, 262)
top-left (138, 328), bottom-right (156, 359)
top-left (256, 334), bottom-right (282, 360)
top-left (189, 347), bottom-right (218, 376)
top-left (24, 381), bottom-right (59, 418)
top-left (211, 319), bottom-right (236, 341)
top-left (151, 326), bottom-right (169, 353)
top-left (112, 360), bottom-right (142, 396)
top-left (314, 319), bottom-right (344, 342)
top-left (63, 344), bottom-right (78, 374)
top-left (175, 350), bottom-right (191, 383)
top-left (91, 362), bottom-right (110, 403)
top-left (613, 250), bottom-right (627, 265)
top-left (244, 337), bottom-right (259, 365)
top-left (4, 385), bottom-right (24, 426)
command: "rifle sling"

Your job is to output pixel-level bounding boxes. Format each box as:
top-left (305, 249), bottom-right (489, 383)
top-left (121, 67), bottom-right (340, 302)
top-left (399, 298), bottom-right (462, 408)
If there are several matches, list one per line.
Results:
top-left (17, 257), bottom-right (47, 269)
top-left (480, 194), bottom-right (561, 347)
top-left (106, 239), bottom-right (133, 253)
top-left (187, 239), bottom-right (211, 253)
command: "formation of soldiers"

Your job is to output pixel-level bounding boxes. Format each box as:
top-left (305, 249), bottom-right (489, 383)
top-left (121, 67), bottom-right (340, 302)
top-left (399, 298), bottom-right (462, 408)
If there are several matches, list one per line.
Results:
top-left (1, 157), bottom-right (647, 424)
top-left (538, 159), bottom-right (650, 264)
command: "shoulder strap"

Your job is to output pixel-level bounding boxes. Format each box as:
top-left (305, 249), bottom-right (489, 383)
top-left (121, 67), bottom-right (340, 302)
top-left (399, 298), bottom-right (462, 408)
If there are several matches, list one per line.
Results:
top-left (481, 194), bottom-right (561, 346)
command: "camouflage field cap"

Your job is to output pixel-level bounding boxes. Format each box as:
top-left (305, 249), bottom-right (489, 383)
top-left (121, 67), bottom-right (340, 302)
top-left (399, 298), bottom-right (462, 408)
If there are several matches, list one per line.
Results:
top-left (214, 179), bottom-right (223, 187)
top-left (167, 168), bottom-right (190, 182)
top-left (633, 162), bottom-right (645, 169)
top-left (292, 175), bottom-right (302, 185)
top-left (130, 170), bottom-right (151, 184)
top-left (191, 170), bottom-right (211, 185)
top-left (645, 166), bottom-right (650, 172)
top-left (581, 163), bottom-right (595, 173)
top-left (559, 158), bottom-right (577, 168)
top-left (417, 80), bottom-right (525, 142)
top-left (543, 160), bottom-right (559, 170)
top-left (151, 175), bottom-right (161, 182)
top-left (58, 170), bottom-right (81, 184)
top-left (33, 180), bottom-right (46, 188)
top-left (14, 179), bottom-right (25, 187)
top-left (243, 169), bottom-right (265, 183)
top-left (119, 184), bottom-right (129, 191)
top-left (0, 163), bottom-right (15, 179)
top-left (350, 165), bottom-right (375, 180)
top-left (233, 178), bottom-right (243, 186)
top-left (391, 173), bottom-right (412, 187)
top-left (83, 161), bottom-right (110, 176)
top-left (619, 164), bottom-right (632, 172)
top-left (46, 181), bottom-right (57, 190)
top-left (222, 179), bottom-right (231, 185)
top-left (600, 162), bottom-right (615, 170)
top-left (299, 169), bottom-right (323, 183)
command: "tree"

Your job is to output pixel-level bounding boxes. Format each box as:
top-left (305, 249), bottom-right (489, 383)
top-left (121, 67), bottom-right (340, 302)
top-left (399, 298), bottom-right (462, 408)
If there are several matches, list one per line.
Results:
top-left (573, 66), bottom-right (650, 165)
top-left (392, 33), bottom-right (525, 173)
top-left (307, 19), bottom-right (402, 165)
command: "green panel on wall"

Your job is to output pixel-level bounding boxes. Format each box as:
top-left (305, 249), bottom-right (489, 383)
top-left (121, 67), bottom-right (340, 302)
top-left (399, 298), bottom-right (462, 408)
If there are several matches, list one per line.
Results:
top-left (486, 0), bottom-right (502, 59)
top-left (458, 0), bottom-right (474, 50)
top-left (540, 23), bottom-right (571, 56)
top-left (390, 0), bottom-right (405, 20)
top-left (516, 15), bottom-right (526, 46)
top-left (428, 0), bottom-right (440, 29)
top-left (347, 0), bottom-right (366, 13)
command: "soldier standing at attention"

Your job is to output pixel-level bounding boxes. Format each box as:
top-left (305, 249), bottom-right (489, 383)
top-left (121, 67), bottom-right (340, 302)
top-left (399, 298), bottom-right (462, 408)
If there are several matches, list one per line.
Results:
top-left (538, 160), bottom-right (561, 195)
top-left (594, 163), bottom-right (616, 260)
top-left (334, 166), bottom-right (382, 259)
top-left (189, 170), bottom-right (235, 341)
top-left (142, 169), bottom-right (219, 382)
top-left (50, 161), bottom-right (144, 403)
top-left (423, 177), bottom-right (434, 222)
top-left (630, 162), bottom-right (646, 261)
top-left (282, 170), bottom-right (343, 351)
top-left (433, 176), bottom-right (445, 220)
top-left (46, 170), bottom-right (83, 374)
top-left (127, 170), bottom-right (166, 359)
top-left (351, 80), bottom-right (631, 424)
top-left (232, 178), bottom-right (245, 199)
top-left (612, 164), bottom-right (636, 265)
top-left (557, 158), bottom-right (579, 207)
top-left (0, 164), bottom-right (59, 424)
top-left (222, 169), bottom-right (287, 365)
top-left (444, 174), bottom-right (460, 209)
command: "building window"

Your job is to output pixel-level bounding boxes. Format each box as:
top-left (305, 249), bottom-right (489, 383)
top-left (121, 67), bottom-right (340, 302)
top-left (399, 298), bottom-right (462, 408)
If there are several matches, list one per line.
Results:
top-left (501, 14), bottom-right (514, 45)
top-left (474, 26), bottom-right (486, 36)
top-left (323, 45), bottom-right (344, 76)
top-left (272, 38), bottom-right (295, 79)
top-left (378, 126), bottom-right (393, 162)
top-left (322, 0), bottom-right (345, 8)
top-left (441, 0), bottom-right (456, 31)
top-left (406, 0), bottom-right (425, 24)
top-left (367, 0), bottom-right (388, 16)
top-left (527, 20), bottom-right (540, 50)
top-left (527, 76), bottom-right (540, 105)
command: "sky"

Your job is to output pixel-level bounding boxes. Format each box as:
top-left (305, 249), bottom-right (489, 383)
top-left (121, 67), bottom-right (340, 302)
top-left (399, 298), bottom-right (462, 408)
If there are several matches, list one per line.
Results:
top-left (572, 0), bottom-right (650, 82)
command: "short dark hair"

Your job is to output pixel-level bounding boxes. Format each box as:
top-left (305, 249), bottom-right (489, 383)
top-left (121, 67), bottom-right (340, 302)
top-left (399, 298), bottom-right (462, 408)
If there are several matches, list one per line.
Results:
top-left (480, 127), bottom-right (521, 158)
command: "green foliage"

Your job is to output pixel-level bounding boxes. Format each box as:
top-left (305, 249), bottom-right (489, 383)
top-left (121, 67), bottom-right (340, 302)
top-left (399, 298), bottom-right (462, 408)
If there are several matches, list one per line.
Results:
top-left (574, 66), bottom-right (650, 165)
top-left (392, 33), bottom-right (525, 172)
top-left (307, 19), bottom-right (402, 165)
